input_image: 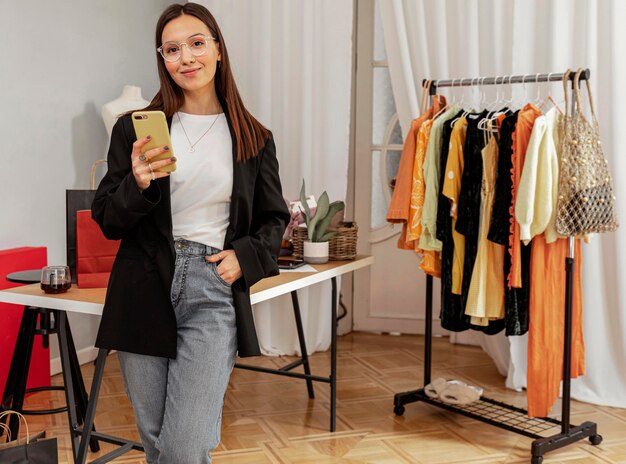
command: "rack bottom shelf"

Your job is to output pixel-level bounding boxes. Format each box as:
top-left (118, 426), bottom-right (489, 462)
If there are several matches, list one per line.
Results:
top-left (393, 388), bottom-right (601, 463)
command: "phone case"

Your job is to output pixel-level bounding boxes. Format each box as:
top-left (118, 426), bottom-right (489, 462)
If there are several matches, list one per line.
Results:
top-left (278, 259), bottom-right (306, 270)
top-left (131, 110), bottom-right (176, 173)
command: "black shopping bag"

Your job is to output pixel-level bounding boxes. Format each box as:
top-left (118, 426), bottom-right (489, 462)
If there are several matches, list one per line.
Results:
top-left (0, 411), bottom-right (58, 463)
top-left (0, 438), bottom-right (58, 464)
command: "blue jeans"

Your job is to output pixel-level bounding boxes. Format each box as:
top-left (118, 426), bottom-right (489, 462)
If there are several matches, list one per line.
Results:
top-left (118, 239), bottom-right (237, 464)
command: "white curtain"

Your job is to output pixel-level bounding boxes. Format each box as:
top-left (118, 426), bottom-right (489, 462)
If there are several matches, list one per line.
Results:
top-left (195, 0), bottom-right (354, 355)
top-left (380, 0), bottom-right (626, 408)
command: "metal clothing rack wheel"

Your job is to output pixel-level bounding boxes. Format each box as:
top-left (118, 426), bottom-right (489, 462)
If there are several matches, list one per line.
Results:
top-left (392, 69), bottom-right (603, 463)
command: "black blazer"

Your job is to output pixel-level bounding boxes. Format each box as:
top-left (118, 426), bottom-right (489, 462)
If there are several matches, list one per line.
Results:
top-left (92, 106), bottom-right (289, 358)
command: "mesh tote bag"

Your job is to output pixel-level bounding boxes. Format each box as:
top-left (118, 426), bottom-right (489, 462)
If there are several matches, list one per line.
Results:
top-left (555, 68), bottom-right (618, 236)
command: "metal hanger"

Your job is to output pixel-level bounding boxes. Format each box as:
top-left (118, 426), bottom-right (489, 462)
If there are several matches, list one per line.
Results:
top-left (539, 72), bottom-right (564, 115)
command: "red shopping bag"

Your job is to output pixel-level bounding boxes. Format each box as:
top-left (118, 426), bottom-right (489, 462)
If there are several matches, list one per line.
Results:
top-left (75, 210), bottom-right (119, 288)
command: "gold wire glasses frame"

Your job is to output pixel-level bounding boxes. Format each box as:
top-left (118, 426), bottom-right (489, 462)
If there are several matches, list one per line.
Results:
top-left (157, 35), bottom-right (217, 62)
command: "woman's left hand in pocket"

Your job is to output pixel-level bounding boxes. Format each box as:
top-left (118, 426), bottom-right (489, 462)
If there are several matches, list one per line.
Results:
top-left (205, 250), bottom-right (242, 285)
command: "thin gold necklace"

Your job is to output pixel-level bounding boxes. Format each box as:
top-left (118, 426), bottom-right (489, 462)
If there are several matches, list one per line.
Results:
top-left (176, 112), bottom-right (221, 153)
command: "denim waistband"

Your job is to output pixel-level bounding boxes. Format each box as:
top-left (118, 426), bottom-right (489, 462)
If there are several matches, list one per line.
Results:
top-left (174, 238), bottom-right (221, 256)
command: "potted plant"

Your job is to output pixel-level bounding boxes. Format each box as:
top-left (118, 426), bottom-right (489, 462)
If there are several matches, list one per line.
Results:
top-left (299, 180), bottom-right (345, 264)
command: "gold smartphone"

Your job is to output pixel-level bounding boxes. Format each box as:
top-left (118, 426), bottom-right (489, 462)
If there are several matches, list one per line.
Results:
top-left (131, 110), bottom-right (176, 173)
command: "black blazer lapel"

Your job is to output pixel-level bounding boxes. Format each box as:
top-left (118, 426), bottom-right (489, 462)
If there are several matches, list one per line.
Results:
top-left (221, 102), bottom-right (240, 247)
top-left (151, 117), bottom-right (175, 256)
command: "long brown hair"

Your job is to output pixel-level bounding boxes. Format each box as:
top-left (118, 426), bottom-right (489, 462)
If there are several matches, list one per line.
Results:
top-left (144, 3), bottom-right (269, 161)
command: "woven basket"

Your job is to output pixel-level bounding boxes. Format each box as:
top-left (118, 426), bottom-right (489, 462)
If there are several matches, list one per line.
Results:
top-left (292, 222), bottom-right (358, 260)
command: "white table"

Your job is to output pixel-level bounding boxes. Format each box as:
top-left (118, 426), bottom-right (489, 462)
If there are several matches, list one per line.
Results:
top-left (0, 256), bottom-right (373, 463)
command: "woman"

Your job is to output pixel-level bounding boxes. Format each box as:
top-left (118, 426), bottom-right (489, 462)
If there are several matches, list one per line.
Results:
top-left (92, 3), bottom-right (289, 463)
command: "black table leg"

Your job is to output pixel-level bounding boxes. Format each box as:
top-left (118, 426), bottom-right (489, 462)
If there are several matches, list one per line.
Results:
top-left (291, 291), bottom-right (315, 399)
top-left (57, 311), bottom-right (81, 460)
top-left (76, 349), bottom-right (108, 464)
top-left (330, 277), bottom-right (337, 432)
top-left (62, 312), bottom-right (100, 452)
top-left (40, 309), bottom-right (50, 349)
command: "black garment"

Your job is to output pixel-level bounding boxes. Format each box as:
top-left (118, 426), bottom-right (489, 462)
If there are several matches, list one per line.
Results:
top-left (488, 111), bottom-right (519, 245)
top-left (436, 111), bottom-right (469, 332)
top-left (455, 111), bottom-right (506, 335)
top-left (486, 110), bottom-right (529, 336)
top-left (503, 242), bottom-right (531, 336)
top-left (455, 111), bottom-right (488, 310)
top-left (455, 111), bottom-right (489, 244)
top-left (92, 109), bottom-right (290, 358)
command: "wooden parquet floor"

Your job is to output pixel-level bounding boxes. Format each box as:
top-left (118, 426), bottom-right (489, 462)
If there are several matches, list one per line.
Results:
top-left (16, 332), bottom-right (626, 463)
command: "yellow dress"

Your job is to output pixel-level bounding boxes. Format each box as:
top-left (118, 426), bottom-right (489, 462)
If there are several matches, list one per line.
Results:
top-left (442, 117), bottom-right (467, 294)
top-left (465, 135), bottom-right (505, 325)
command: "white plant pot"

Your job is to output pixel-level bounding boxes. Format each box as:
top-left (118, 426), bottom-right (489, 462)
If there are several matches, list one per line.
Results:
top-left (303, 241), bottom-right (329, 264)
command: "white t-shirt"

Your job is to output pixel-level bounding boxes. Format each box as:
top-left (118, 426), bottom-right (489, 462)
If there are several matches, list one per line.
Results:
top-left (170, 111), bottom-right (233, 250)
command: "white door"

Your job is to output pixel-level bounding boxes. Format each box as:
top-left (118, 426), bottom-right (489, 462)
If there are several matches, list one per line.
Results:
top-left (351, 0), bottom-right (444, 336)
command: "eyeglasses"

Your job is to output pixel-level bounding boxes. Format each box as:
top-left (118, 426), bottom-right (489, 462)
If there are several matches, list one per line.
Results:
top-left (157, 35), bottom-right (217, 62)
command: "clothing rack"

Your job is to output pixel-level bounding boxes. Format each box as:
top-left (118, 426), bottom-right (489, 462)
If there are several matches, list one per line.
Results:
top-left (392, 70), bottom-right (602, 464)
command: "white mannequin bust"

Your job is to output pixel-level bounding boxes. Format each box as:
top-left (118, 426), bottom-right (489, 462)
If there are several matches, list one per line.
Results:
top-left (101, 85), bottom-right (150, 137)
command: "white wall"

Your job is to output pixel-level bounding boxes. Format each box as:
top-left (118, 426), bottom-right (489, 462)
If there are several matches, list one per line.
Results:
top-left (0, 0), bottom-right (171, 366)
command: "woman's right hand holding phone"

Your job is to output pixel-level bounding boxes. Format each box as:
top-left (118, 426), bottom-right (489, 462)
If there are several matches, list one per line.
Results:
top-left (131, 136), bottom-right (177, 191)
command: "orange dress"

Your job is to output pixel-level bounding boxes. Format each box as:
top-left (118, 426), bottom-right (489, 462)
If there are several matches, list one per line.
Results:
top-left (527, 236), bottom-right (585, 417)
top-left (508, 104), bottom-right (542, 288)
top-left (419, 246), bottom-right (441, 278)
